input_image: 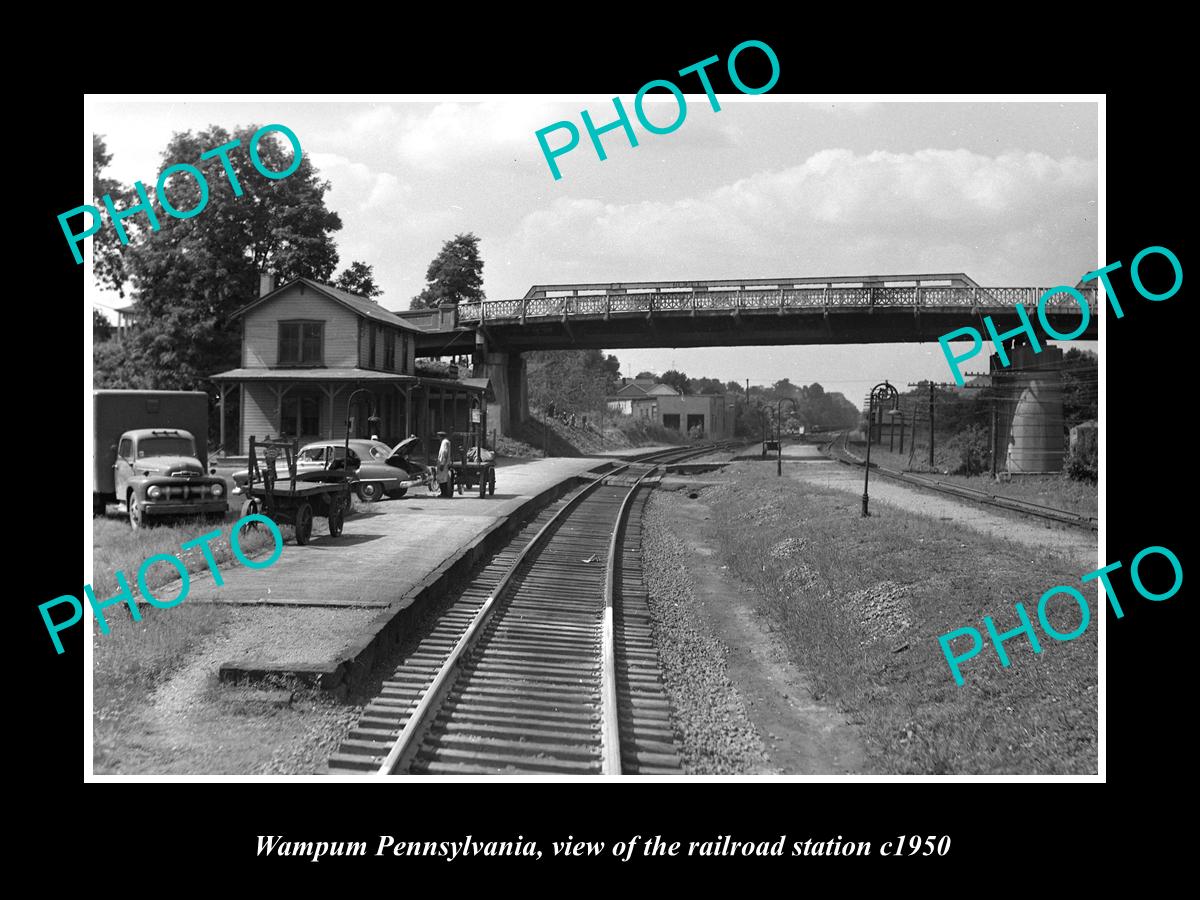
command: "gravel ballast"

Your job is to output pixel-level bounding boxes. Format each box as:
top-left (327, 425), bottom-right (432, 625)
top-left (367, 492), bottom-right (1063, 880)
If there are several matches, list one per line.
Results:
top-left (639, 493), bottom-right (771, 774)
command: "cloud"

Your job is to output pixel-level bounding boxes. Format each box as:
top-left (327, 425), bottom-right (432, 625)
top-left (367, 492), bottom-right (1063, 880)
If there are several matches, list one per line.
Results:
top-left (308, 151), bottom-right (411, 212)
top-left (396, 101), bottom-right (568, 171)
top-left (495, 148), bottom-right (1097, 290)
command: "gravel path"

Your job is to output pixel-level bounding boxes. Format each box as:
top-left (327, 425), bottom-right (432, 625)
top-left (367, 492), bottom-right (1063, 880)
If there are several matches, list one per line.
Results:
top-left (789, 455), bottom-right (1097, 571)
top-left (640, 495), bottom-right (771, 774)
top-left (97, 607), bottom-right (369, 775)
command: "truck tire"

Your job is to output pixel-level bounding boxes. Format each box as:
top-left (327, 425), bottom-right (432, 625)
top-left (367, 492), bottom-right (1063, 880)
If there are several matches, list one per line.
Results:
top-left (128, 495), bottom-right (143, 530)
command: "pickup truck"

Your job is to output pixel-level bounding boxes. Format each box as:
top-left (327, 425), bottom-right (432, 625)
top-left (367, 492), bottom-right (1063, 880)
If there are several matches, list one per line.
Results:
top-left (111, 428), bottom-right (228, 528)
top-left (93, 390), bottom-right (227, 528)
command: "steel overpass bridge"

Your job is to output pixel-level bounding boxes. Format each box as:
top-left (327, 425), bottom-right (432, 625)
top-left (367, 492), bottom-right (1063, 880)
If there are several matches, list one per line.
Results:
top-left (402, 274), bottom-right (1098, 435)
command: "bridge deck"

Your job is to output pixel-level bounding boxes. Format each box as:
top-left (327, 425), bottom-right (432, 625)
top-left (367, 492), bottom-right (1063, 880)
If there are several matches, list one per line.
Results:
top-left (460, 285), bottom-right (1097, 324)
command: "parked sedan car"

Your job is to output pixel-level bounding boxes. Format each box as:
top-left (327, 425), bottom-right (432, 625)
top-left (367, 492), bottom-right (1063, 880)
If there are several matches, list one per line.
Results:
top-left (232, 439), bottom-right (430, 502)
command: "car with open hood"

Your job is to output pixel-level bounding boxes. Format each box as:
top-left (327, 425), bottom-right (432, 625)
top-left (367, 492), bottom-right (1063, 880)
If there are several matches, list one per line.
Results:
top-left (232, 438), bottom-right (432, 502)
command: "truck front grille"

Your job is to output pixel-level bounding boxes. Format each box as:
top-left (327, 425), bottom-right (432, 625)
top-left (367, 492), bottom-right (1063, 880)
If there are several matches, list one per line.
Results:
top-left (157, 484), bottom-right (217, 500)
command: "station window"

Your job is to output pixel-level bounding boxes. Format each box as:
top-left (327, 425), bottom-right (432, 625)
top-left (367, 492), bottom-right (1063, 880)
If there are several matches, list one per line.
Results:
top-left (279, 321), bottom-right (323, 365)
top-left (281, 393), bottom-right (320, 437)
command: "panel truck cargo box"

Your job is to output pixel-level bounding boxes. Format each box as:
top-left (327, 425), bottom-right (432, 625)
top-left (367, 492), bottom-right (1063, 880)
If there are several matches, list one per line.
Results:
top-left (93, 390), bottom-right (210, 504)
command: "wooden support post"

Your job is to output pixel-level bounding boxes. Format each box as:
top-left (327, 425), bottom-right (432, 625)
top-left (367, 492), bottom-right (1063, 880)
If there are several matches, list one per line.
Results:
top-left (218, 383), bottom-right (227, 455)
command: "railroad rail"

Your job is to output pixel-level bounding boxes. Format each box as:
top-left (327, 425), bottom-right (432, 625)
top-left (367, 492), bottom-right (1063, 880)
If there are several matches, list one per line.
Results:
top-left (821, 431), bottom-right (1097, 530)
top-left (328, 443), bottom-right (732, 775)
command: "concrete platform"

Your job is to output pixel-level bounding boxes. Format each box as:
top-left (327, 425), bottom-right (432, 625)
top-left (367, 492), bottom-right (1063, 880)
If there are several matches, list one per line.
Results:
top-left (187, 455), bottom-right (628, 686)
top-left (191, 456), bottom-right (610, 610)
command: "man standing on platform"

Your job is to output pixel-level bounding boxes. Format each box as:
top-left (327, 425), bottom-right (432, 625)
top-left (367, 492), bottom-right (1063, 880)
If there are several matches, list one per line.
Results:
top-left (436, 430), bottom-right (453, 498)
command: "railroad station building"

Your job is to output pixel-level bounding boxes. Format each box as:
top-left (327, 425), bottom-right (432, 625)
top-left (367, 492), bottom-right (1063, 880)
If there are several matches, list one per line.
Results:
top-left (210, 275), bottom-right (492, 457)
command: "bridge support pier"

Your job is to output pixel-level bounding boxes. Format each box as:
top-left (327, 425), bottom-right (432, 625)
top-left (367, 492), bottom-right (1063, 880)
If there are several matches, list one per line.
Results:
top-left (479, 348), bottom-right (527, 437)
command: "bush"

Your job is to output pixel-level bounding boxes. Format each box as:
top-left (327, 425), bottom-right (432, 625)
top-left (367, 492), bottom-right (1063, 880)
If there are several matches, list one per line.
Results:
top-left (612, 416), bottom-right (682, 446)
top-left (1065, 441), bottom-right (1098, 482)
top-left (949, 425), bottom-right (990, 476)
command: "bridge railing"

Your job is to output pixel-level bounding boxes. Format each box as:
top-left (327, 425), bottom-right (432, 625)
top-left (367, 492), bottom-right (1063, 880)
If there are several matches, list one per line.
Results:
top-left (457, 286), bottom-right (1098, 324)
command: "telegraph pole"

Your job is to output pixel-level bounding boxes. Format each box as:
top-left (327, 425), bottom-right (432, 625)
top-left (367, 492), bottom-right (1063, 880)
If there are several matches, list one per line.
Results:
top-left (928, 382), bottom-right (935, 467)
top-left (907, 381), bottom-right (951, 469)
top-left (990, 399), bottom-right (997, 477)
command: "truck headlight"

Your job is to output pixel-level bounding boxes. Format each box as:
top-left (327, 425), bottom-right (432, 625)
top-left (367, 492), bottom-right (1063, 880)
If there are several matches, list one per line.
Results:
top-left (147, 486), bottom-right (162, 499)
top-left (211, 483), bottom-right (225, 497)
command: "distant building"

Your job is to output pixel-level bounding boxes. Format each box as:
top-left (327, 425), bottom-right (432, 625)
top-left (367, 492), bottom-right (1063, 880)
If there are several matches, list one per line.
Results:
top-left (606, 377), bottom-right (729, 438)
top-left (607, 377), bottom-right (679, 418)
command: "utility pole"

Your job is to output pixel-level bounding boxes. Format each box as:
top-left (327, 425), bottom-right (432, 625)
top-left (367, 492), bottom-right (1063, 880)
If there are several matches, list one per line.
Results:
top-left (907, 381), bottom-right (944, 469)
top-left (990, 398), bottom-right (997, 477)
top-left (928, 382), bottom-right (935, 467)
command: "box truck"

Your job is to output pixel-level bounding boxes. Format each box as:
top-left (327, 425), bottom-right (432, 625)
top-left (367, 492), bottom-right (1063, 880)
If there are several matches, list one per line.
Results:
top-left (93, 390), bottom-right (227, 527)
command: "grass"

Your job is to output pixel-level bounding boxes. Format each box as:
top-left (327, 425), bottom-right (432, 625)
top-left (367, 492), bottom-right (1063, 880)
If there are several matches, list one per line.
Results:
top-left (851, 441), bottom-right (1098, 518)
top-left (93, 603), bottom-right (231, 771)
top-left (91, 509), bottom-right (282, 772)
top-left (703, 463), bottom-right (1097, 774)
top-left (519, 409), bottom-right (683, 457)
top-left (92, 510), bottom-right (278, 601)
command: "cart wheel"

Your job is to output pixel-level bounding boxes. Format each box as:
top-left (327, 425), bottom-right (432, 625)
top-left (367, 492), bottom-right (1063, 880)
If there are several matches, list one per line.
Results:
top-left (357, 481), bottom-right (383, 503)
top-left (294, 502), bottom-right (313, 545)
top-left (479, 474), bottom-right (486, 498)
top-left (488, 469), bottom-right (495, 496)
top-left (456, 473), bottom-right (463, 495)
top-left (240, 498), bottom-right (260, 525)
top-left (328, 496), bottom-right (345, 537)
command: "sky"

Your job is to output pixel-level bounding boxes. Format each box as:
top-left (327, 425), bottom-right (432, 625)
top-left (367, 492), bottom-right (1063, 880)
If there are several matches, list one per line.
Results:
top-left (86, 97), bottom-right (1099, 402)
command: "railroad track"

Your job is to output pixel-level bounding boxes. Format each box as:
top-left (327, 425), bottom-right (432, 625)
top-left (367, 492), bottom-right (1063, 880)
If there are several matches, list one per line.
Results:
top-left (328, 444), bottom-right (731, 775)
top-left (821, 431), bottom-right (1097, 530)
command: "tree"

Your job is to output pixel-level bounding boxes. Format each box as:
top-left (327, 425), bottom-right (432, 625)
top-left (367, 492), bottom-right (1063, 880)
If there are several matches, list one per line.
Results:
top-left (410, 233), bottom-right (485, 309)
top-left (660, 369), bottom-right (689, 395)
top-left (687, 376), bottom-right (724, 395)
top-left (635, 371), bottom-right (657, 380)
top-left (334, 260), bottom-right (382, 298)
top-left (92, 135), bottom-right (130, 295)
top-left (773, 378), bottom-right (799, 397)
top-left (93, 309), bottom-right (114, 342)
top-left (109, 123), bottom-right (343, 396)
top-left (527, 350), bottom-right (607, 419)
top-left (1061, 347), bottom-right (1097, 430)
top-left (600, 354), bottom-right (622, 395)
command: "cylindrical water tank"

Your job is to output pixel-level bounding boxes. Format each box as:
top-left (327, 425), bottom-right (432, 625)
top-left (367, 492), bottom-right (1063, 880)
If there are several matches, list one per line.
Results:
top-left (1006, 372), bottom-right (1064, 473)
